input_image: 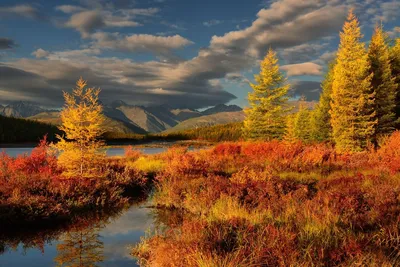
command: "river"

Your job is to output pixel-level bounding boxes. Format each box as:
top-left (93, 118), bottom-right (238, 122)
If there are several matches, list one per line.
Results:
top-left (0, 204), bottom-right (153, 267)
top-left (0, 146), bottom-right (167, 158)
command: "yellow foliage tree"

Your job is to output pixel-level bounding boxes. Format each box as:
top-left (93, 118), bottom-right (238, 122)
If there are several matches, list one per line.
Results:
top-left (55, 78), bottom-right (105, 178)
top-left (243, 48), bottom-right (291, 140)
top-left (330, 11), bottom-right (376, 152)
top-left (368, 25), bottom-right (397, 139)
top-left (390, 38), bottom-right (400, 125)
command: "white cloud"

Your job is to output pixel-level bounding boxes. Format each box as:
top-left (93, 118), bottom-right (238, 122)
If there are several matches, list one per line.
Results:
top-left (58, 2), bottom-right (160, 37)
top-left (281, 62), bottom-right (323, 76)
top-left (91, 32), bottom-right (193, 55)
top-left (209, 0), bottom-right (346, 58)
top-left (0, 4), bottom-right (42, 20)
top-left (55, 5), bottom-right (87, 14)
top-left (31, 48), bottom-right (50, 58)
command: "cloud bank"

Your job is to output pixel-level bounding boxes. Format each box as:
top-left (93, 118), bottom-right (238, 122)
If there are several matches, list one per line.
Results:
top-left (2, 0), bottom-right (398, 108)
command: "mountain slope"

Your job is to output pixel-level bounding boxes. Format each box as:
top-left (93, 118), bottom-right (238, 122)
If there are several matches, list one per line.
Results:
top-left (202, 104), bottom-right (242, 116)
top-left (28, 111), bottom-right (148, 134)
top-left (0, 102), bottom-right (45, 118)
top-left (115, 105), bottom-right (178, 133)
top-left (164, 111), bottom-right (246, 133)
top-left (170, 108), bottom-right (202, 121)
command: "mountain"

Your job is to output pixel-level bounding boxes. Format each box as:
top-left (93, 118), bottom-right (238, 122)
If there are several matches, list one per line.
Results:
top-left (109, 102), bottom-right (182, 133)
top-left (110, 100), bottom-right (128, 109)
top-left (201, 104), bottom-right (242, 116)
top-left (28, 111), bottom-right (61, 125)
top-left (28, 111), bottom-right (148, 135)
top-left (0, 101), bottom-right (45, 118)
top-left (170, 108), bottom-right (202, 121)
top-left (113, 105), bottom-right (170, 133)
top-left (164, 111), bottom-right (246, 133)
top-left (1, 100), bottom-right (248, 134)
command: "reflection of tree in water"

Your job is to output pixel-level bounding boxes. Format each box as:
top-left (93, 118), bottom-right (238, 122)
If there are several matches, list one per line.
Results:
top-left (55, 223), bottom-right (104, 267)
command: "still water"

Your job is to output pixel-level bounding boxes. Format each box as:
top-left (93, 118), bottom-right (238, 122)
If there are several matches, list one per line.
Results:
top-left (0, 145), bottom-right (170, 267)
top-left (1, 146), bottom-right (167, 158)
top-left (0, 204), bottom-right (153, 267)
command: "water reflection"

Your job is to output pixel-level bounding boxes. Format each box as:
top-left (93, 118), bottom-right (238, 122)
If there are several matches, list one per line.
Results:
top-left (0, 198), bottom-right (153, 267)
top-left (1, 146), bottom-right (168, 158)
top-left (55, 224), bottom-right (104, 267)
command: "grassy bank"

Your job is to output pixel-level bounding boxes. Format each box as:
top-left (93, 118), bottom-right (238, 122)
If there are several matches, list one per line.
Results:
top-left (132, 132), bottom-right (400, 266)
top-left (0, 140), bottom-right (156, 227)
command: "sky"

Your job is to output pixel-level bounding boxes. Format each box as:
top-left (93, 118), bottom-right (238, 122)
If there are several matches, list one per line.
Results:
top-left (0, 0), bottom-right (399, 109)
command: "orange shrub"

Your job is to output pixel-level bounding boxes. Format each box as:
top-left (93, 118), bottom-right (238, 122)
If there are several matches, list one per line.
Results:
top-left (375, 131), bottom-right (400, 173)
top-left (124, 145), bottom-right (142, 160)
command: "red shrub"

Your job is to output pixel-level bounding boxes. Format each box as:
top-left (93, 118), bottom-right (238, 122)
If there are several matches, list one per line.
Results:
top-left (376, 131), bottom-right (400, 173)
top-left (212, 142), bottom-right (242, 156)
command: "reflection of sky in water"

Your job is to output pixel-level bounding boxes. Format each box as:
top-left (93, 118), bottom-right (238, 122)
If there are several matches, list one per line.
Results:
top-left (0, 205), bottom-right (154, 267)
top-left (1, 146), bottom-right (167, 158)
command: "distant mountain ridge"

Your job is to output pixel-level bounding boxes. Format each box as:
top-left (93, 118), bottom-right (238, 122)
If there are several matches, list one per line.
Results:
top-left (0, 101), bottom-right (46, 118)
top-left (201, 104), bottom-right (242, 115)
top-left (1, 101), bottom-right (245, 134)
top-left (164, 111), bottom-right (246, 133)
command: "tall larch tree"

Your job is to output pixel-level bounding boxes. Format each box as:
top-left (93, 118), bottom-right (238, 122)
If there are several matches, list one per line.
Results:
top-left (284, 114), bottom-right (296, 143)
top-left (310, 60), bottom-right (335, 142)
top-left (54, 78), bottom-right (105, 178)
top-left (368, 25), bottom-right (397, 139)
top-left (330, 10), bottom-right (376, 152)
top-left (390, 38), bottom-right (400, 125)
top-left (243, 48), bottom-right (291, 140)
top-left (294, 96), bottom-right (312, 143)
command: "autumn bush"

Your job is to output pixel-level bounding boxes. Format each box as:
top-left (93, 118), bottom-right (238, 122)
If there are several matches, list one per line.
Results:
top-left (132, 133), bottom-right (400, 266)
top-left (0, 139), bottom-right (150, 227)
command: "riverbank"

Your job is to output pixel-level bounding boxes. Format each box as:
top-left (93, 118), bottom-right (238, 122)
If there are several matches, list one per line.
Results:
top-left (0, 139), bottom-right (212, 149)
top-left (0, 141), bottom-right (154, 228)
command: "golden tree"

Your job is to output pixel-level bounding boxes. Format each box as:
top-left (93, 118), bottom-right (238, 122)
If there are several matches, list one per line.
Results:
top-left (390, 38), bottom-right (400, 125)
top-left (368, 25), bottom-right (397, 139)
top-left (310, 60), bottom-right (335, 142)
top-left (293, 96), bottom-right (312, 143)
top-left (55, 78), bottom-right (105, 178)
top-left (284, 114), bottom-right (296, 143)
top-left (330, 11), bottom-right (376, 152)
top-left (243, 48), bottom-right (291, 140)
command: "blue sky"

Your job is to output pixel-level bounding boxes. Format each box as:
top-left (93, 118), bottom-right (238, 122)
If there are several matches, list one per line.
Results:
top-left (0, 0), bottom-right (399, 109)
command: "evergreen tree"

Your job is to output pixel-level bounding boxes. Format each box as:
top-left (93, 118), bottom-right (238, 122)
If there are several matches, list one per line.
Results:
top-left (330, 10), bottom-right (376, 152)
top-left (54, 78), bottom-right (106, 178)
top-left (390, 38), bottom-right (400, 124)
top-left (294, 97), bottom-right (312, 143)
top-left (368, 25), bottom-right (397, 138)
top-left (284, 114), bottom-right (296, 143)
top-left (243, 48), bottom-right (291, 140)
top-left (310, 61), bottom-right (335, 142)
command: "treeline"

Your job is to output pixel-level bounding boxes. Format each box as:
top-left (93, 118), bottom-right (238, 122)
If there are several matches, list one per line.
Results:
top-left (0, 115), bottom-right (61, 143)
top-left (244, 11), bottom-right (400, 152)
top-left (163, 122), bottom-right (243, 142)
top-left (103, 122), bottom-right (244, 143)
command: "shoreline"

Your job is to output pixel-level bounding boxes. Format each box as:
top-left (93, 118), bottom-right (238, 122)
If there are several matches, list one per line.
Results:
top-left (0, 139), bottom-right (213, 149)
